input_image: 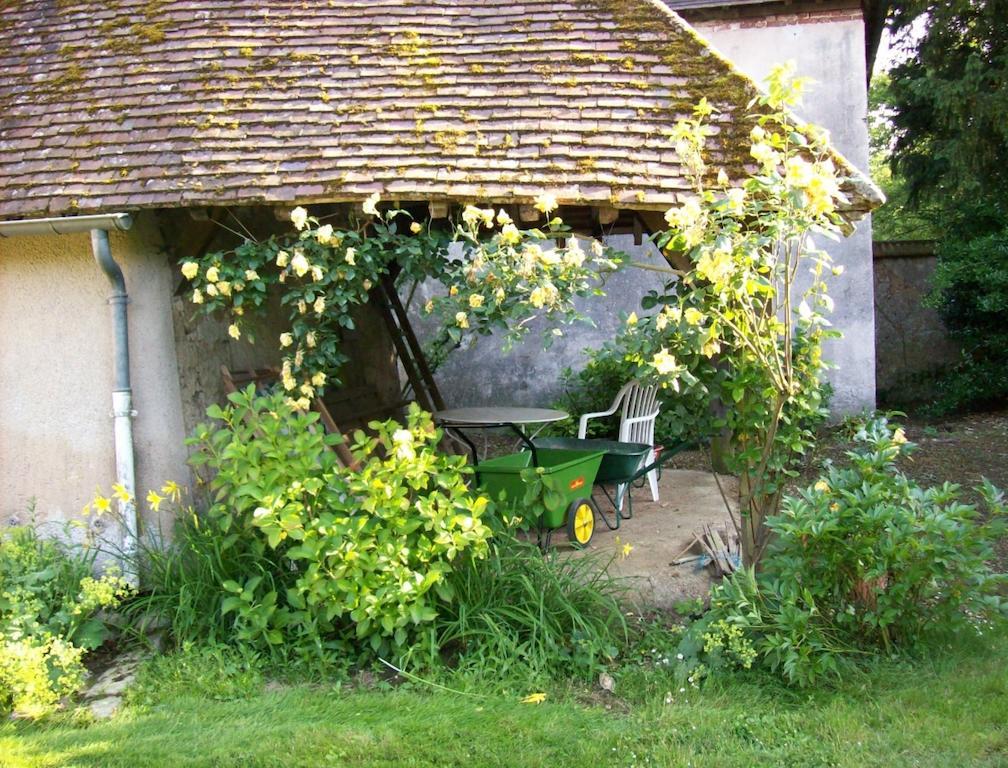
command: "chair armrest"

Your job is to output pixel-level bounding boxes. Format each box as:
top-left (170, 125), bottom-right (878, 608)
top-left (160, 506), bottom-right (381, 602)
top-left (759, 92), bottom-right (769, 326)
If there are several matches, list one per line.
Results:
top-left (577, 409), bottom-right (617, 438)
top-left (622, 408), bottom-right (661, 428)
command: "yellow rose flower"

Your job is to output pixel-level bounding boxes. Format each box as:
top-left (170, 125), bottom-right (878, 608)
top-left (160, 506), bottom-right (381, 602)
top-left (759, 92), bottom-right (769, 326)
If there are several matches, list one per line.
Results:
top-left (191, 289), bottom-right (203, 304)
top-left (424, 299), bottom-right (434, 314)
top-left (245, 269), bottom-right (259, 281)
top-left (410, 221), bottom-right (423, 234)
top-left (311, 371), bottom-right (326, 387)
top-left (313, 296), bottom-right (326, 314)
top-left (290, 206), bottom-right (309, 231)
top-left (814, 479), bottom-right (830, 493)
top-left (496, 209), bottom-right (513, 226)
top-left (205, 283), bottom-right (219, 297)
top-left (455, 311), bottom-right (469, 328)
top-left (651, 348), bottom-right (678, 375)
top-left (291, 250), bottom-right (310, 277)
top-left (276, 250), bottom-right (289, 267)
top-left (216, 281), bottom-right (231, 297)
top-left (361, 192), bottom-right (381, 216)
top-left (469, 294), bottom-right (485, 309)
top-left (306, 331), bottom-right (317, 348)
top-left (344, 247), bottom-right (356, 266)
top-left (228, 323), bottom-right (241, 340)
top-left (533, 192), bottom-right (558, 215)
top-left (315, 223), bottom-right (334, 244)
top-left (684, 307), bottom-right (704, 326)
top-left (181, 261), bottom-right (199, 280)
top-left (499, 223), bottom-right (521, 246)
top-left (205, 266), bottom-right (220, 282)
top-left (279, 332), bottom-right (293, 347)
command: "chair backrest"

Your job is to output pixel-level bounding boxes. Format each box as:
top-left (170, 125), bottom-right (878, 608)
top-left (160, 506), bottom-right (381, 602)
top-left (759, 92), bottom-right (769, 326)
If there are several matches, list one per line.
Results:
top-left (616, 381), bottom-right (660, 445)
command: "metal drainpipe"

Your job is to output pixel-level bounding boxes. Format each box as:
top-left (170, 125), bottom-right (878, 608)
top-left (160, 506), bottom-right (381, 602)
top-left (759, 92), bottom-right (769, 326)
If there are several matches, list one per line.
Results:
top-left (90, 228), bottom-right (138, 584)
top-left (0, 213), bottom-right (137, 583)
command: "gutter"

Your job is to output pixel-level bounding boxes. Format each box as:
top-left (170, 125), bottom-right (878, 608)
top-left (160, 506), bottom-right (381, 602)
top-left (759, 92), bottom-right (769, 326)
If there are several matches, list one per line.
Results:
top-left (0, 213), bottom-right (138, 583)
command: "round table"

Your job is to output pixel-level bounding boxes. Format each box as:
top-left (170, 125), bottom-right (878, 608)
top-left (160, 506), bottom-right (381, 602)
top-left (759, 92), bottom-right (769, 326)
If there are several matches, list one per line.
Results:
top-left (433, 406), bottom-right (568, 465)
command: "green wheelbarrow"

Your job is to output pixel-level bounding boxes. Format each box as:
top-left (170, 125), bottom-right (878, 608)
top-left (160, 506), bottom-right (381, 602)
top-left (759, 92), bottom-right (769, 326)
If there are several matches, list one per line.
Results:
top-left (476, 447), bottom-right (604, 548)
top-left (533, 436), bottom-right (695, 530)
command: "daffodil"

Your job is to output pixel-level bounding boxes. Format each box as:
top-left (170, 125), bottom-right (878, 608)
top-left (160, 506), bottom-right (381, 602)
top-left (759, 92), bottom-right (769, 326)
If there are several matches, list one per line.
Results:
top-left (112, 483), bottom-right (132, 503)
top-left (181, 261), bottom-right (199, 280)
top-left (93, 495), bottom-right (112, 514)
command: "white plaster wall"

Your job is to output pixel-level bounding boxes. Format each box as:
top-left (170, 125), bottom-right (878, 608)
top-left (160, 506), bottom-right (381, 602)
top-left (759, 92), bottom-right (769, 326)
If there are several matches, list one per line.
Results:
top-left (690, 16), bottom-right (876, 413)
top-left (0, 212), bottom-right (189, 538)
top-left (425, 15), bottom-right (877, 415)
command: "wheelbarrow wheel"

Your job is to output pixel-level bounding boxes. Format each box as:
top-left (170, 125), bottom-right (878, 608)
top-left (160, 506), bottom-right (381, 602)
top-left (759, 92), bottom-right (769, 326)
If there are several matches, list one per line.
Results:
top-left (566, 498), bottom-right (597, 547)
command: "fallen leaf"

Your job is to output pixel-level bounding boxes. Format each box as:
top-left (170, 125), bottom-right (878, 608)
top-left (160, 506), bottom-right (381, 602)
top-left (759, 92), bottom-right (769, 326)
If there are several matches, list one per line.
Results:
top-left (598, 672), bottom-right (615, 693)
top-left (520, 692), bottom-right (547, 705)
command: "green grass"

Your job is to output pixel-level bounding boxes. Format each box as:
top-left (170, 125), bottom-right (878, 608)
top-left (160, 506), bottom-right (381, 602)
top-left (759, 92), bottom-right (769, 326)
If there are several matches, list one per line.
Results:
top-left (2, 628), bottom-right (1006, 768)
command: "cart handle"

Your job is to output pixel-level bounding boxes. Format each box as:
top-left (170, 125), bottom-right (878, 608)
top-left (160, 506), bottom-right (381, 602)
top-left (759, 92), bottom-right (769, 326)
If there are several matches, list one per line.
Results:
top-left (621, 439), bottom-right (702, 485)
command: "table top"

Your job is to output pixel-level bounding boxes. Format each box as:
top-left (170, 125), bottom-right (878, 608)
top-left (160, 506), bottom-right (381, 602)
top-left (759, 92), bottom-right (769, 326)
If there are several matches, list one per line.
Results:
top-left (433, 406), bottom-right (569, 426)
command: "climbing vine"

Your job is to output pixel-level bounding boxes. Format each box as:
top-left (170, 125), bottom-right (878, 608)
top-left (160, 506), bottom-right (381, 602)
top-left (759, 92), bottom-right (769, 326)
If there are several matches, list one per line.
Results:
top-left (180, 194), bottom-right (623, 408)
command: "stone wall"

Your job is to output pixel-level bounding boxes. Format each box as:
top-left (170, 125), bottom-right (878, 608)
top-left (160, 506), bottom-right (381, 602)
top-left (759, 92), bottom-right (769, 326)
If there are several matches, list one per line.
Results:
top-left (873, 242), bottom-right (959, 404)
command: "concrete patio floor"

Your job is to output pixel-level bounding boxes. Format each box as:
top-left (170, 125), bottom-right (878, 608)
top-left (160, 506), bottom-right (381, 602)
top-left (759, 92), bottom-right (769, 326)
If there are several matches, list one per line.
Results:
top-left (564, 469), bottom-right (739, 610)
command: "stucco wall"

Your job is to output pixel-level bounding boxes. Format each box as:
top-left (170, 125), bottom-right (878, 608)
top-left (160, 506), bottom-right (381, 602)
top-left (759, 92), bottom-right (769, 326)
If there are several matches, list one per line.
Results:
top-left (0, 212), bottom-right (189, 539)
top-left (422, 11), bottom-right (877, 415)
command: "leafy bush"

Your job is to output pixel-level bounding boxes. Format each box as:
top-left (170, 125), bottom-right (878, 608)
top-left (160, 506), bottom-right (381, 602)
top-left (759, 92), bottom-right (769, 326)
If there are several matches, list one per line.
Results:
top-left (431, 534), bottom-right (627, 687)
top-left (679, 417), bottom-right (1007, 686)
top-left (0, 524), bottom-right (131, 716)
top-left (132, 388), bottom-right (492, 662)
top-left (554, 333), bottom-right (717, 445)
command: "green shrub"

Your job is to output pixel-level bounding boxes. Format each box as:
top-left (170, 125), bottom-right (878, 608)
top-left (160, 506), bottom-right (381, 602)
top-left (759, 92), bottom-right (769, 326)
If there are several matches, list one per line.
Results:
top-left (431, 534), bottom-right (627, 687)
top-left (132, 388), bottom-right (493, 662)
top-left (927, 226), bottom-right (1008, 413)
top-left (0, 524), bottom-right (131, 716)
top-left (678, 416), bottom-right (1008, 686)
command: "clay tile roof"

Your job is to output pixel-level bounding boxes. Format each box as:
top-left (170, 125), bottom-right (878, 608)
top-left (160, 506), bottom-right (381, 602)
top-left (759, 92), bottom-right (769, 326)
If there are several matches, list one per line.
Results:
top-left (0, 0), bottom-right (882, 221)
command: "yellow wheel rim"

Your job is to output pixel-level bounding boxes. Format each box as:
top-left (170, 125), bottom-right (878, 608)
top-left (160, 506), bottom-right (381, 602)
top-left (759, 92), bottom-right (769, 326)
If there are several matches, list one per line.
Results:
top-left (572, 502), bottom-right (594, 545)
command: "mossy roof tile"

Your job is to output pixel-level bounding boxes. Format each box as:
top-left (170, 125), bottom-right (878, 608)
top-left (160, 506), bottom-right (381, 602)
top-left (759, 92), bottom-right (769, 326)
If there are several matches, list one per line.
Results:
top-left (0, 0), bottom-right (881, 220)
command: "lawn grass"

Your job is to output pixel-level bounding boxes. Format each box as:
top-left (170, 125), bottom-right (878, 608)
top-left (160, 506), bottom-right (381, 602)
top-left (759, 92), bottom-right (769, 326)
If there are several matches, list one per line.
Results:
top-left (2, 627), bottom-right (1006, 768)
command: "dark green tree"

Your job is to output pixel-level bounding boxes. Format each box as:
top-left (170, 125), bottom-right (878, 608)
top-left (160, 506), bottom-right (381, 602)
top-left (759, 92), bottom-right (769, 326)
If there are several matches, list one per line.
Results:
top-left (882, 0), bottom-right (1008, 411)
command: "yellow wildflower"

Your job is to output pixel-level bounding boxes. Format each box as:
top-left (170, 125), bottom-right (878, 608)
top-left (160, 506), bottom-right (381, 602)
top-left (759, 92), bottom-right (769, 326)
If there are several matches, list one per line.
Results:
top-left (112, 483), bottom-right (132, 503)
top-left (146, 490), bottom-right (164, 512)
top-left (814, 479), bottom-right (830, 493)
top-left (621, 541), bottom-right (633, 559)
top-left (892, 427), bottom-right (907, 445)
top-left (161, 480), bottom-right (181, 501)
top-left (93, 495), bottom-right (111, 514)
top-left (424, 299), bottom-right (434, 314)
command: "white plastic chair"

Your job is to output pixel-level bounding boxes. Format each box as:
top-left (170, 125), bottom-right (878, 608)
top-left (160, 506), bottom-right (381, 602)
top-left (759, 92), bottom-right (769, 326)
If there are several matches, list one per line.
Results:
top-left (578, 381), bottom-right (661, 510)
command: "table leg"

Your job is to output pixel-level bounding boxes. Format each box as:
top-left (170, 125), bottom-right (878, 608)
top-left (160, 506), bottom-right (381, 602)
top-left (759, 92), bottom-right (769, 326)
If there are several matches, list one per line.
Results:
top-left (506, 423), bottom-right (538, 466)
top-left (446, 426), bottom-right (480, 465)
